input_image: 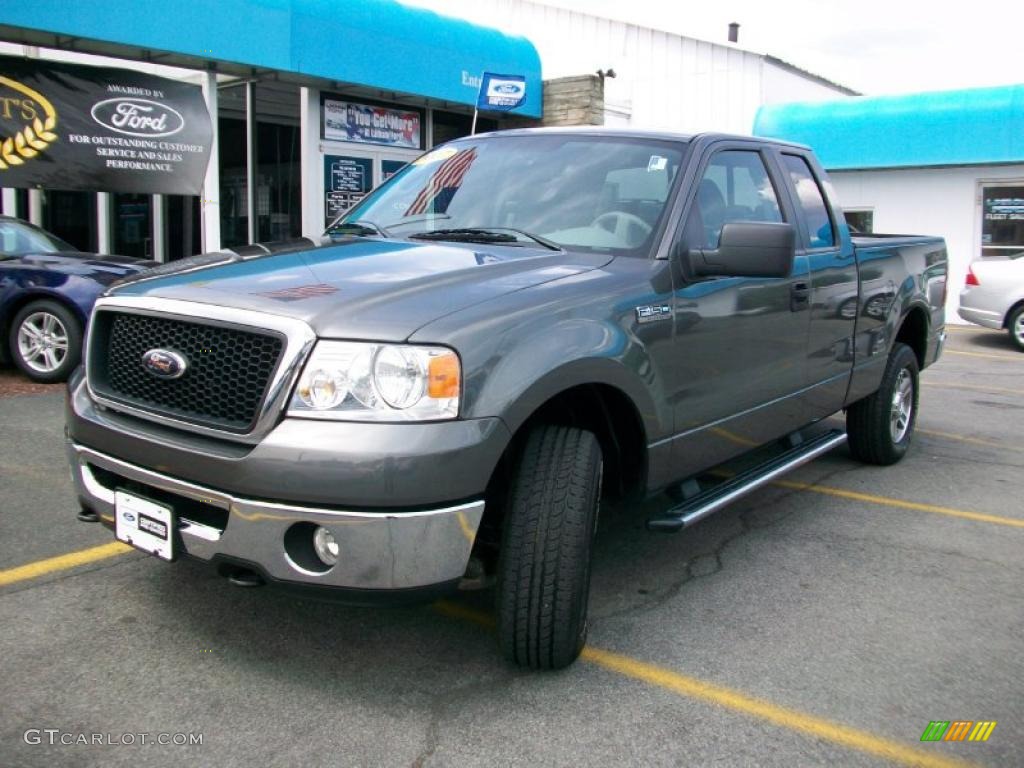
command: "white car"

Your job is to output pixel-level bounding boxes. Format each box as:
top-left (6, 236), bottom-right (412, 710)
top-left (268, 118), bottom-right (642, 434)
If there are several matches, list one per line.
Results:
top-left (958, 252), bottom-right (1024, 351)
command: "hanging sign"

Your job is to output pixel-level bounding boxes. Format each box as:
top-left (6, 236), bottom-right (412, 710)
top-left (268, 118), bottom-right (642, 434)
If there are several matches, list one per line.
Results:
top-left (0, 55), bottom-right (212, 194)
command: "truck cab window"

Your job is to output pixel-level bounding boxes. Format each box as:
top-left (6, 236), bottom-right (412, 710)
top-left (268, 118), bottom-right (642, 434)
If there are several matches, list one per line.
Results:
top-left (689, 150), bottom-right (783, 249)
top-left (782, 154), bottom-right (835, 248)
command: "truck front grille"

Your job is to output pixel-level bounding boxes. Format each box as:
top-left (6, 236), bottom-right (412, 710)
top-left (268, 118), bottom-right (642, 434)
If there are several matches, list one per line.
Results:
top-left (89, 311), bottom-right (284, 433)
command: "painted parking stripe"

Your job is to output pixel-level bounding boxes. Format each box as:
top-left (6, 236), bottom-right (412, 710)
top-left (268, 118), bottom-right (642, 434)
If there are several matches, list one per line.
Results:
top-left (581, 647), bottom-right (979, 768)
top-left (433, 603), bottom-right (977, 768)
top-left (917, 427), bottom-right (1024, 453)
top-left (923, 381), bottom-right (1024, 396)
top-left (944, 349), bottom-right (1021, 362)
top-left (0, 541), bottom-right (131, 587)
top-left (774, 480), bottom-right (1024, 529)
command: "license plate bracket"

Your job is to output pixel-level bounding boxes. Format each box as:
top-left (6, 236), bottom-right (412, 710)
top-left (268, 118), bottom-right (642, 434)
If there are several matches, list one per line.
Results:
top-left (115, 490), bottom-right (174, 561)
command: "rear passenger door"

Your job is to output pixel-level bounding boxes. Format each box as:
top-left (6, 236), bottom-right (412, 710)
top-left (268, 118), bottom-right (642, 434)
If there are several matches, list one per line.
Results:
top-left (773, 151), bottom-right (859, 420)
top-left (666, 145), bottom-right (811, 478)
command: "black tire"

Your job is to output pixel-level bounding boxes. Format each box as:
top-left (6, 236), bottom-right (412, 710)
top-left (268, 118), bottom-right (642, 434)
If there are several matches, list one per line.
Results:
top-left (1007, 305), bottom-right (1024, 352)
top-left (497, 425), bottom-right (602, 670)
top-left (846, 342), bottom-right (919, 465)
top-left (8, 299), bottom-right (83, 383)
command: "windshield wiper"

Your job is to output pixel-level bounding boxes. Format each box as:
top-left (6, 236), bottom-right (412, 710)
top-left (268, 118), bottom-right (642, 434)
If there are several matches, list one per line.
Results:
top-left (325, 219), bottom-right (391, 237)
top-left (408, 227), bottom-right (563, 251)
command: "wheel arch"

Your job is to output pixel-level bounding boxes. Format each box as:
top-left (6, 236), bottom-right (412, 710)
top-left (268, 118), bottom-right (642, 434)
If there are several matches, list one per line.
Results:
top-left (894, 302), bottom-right (929, 368)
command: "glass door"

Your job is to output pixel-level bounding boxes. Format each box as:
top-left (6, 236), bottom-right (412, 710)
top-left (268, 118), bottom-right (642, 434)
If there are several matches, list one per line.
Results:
top-left (111, 193), bottom-right (153, 259)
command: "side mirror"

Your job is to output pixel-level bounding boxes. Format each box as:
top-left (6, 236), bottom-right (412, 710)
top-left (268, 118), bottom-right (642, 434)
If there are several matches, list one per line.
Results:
top-left (687, 221), bottom-right (795, 278)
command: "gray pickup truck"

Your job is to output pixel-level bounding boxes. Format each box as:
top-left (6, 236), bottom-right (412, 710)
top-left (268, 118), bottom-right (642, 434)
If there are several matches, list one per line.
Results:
top-left (66, 129), bottom-right (947, 669)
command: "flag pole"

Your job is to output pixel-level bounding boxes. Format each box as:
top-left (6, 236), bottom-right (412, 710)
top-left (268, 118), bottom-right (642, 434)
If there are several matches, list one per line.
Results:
top-left (471, 72), bottom-right (483, 135)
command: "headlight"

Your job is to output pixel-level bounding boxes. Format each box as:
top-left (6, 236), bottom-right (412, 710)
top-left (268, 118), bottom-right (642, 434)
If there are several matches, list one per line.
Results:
top-left (288, 341), bottom-right (460, 421)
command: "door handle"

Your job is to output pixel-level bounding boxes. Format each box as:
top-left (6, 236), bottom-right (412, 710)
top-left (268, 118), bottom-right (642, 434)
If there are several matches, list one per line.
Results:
top-left (790, 281), bottom-right (810, 312)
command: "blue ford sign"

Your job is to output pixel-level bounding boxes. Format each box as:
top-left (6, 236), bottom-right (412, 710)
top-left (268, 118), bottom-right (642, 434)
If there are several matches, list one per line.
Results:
top-left (476, 73), bottom-right (527, 112)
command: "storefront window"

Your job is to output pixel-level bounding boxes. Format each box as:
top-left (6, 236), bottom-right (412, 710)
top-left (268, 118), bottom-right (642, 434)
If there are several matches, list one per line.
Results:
top-left (256, 121), bottom-right (300, 242)
top-left (981, 185), bottom-right (1024, 257)
top-left (165, 195), bottom-right (201, 261)
top-left (111, 193), bottom-right (152, 259)
top-left (432, 110), bottom-right (496, 146)
top-left (218, 117), bottom-right (249, 248)
top-left (41, 190), bottom-right (98, 251)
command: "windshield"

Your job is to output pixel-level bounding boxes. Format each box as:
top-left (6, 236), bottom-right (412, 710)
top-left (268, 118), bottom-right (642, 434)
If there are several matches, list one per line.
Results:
top-left (336, 134), bottom-right (687, 256)
top-left (0, 218), bottom-right (77, 258)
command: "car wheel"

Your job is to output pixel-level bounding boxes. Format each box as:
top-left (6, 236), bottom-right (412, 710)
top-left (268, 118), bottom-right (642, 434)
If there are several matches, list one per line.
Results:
top-left (1008, 305), bottom-right (1024, 352)
top-left (8, 299), bottom-right (83, 383)
top-left (846, 342), bottom-right (919, 466)
top-left (497, 424), bottom-right (602, 670)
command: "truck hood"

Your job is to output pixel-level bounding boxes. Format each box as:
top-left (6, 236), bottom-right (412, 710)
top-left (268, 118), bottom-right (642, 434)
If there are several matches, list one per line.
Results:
top-left (108, 238), bottom-right (611, 340)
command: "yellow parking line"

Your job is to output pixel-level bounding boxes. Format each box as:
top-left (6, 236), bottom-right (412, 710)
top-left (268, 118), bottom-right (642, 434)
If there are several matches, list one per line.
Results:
top-left (918, 427), bottom-right (1023, 453)
top-left (0, 541), bottom-right (131, 587)
top-left (581, 647), bottom-right (978, 768)
top-left (434, 602), bottom-right (976, 768)
top-left (923, 381), bottom-right (1024, 396)
top-left (944, 349), bottom-right (1021, 361)
top-left (774, 480), bottom-right (1024, 529)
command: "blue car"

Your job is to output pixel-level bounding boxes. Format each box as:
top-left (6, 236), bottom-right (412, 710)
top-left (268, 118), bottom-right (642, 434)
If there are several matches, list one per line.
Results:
top-left (0, 216), bottom-right (154, 382)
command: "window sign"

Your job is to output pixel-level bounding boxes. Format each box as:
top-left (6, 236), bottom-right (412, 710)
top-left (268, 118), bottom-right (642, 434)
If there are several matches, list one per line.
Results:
top-left (381, 159), bottom-right (408, 182)
top-left (982, 186), bottom-right (1024, 257)
top-left (324, 155), bottom-right (372, 222)
top-left (323, 98), bottom-right (421, 149)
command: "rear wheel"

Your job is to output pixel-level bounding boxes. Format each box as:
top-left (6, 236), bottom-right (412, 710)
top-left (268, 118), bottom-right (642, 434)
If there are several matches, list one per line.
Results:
top-left (9, 300), bottom-right (83, 383)
top-left (497, 425), bottom-right (602, 670)
top-left (846, 342), bottom-right (919, 465)
top-left (1008, 305), bottom-right (1024, 352)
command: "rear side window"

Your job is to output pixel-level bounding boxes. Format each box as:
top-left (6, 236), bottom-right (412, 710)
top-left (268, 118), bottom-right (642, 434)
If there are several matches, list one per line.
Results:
top-left (690, 150), bottom-right (783, 249)
top-left (782, 154), bottom-right (835, 248)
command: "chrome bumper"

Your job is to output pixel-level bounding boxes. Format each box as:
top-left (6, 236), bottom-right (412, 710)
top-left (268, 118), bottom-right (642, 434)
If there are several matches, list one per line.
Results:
top-left (68, 442), bottom-right (484, 591)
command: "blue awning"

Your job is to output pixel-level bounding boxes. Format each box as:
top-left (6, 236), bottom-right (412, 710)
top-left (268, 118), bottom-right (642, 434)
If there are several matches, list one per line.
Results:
top-left (754, 85), bottom-right (1024, 170)
top-left (0, 0), bottom-right (543, 117)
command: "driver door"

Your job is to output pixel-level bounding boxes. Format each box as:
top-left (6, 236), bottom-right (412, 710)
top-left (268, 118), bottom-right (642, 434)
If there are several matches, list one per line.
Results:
top-left (665, 145), bottom-right (812, 477)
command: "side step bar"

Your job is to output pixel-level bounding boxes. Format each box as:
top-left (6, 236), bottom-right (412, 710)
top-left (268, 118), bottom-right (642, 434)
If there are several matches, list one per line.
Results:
top-left (647, 429), bottom-right (848, 533)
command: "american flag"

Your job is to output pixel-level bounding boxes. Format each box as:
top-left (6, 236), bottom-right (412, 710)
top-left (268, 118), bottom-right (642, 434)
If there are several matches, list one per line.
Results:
top-left (258, 283), bottom-right (338, 302)
top-left (404, 147), bottom-right (477, 216)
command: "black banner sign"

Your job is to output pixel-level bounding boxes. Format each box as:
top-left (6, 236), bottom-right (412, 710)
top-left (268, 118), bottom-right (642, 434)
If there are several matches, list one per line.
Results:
top-left (0, 56), bottom-right (212, 195)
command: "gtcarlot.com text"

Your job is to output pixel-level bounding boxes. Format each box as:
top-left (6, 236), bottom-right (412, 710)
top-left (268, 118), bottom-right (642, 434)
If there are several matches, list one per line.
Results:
top-left (23, 729), bottom-right (203, 746)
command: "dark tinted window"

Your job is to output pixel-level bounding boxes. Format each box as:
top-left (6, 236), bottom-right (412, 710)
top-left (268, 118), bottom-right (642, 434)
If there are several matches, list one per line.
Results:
top-left (691, 150), bottom-right (783, 249)
top-left (782, 154), bottom-right (835, 248)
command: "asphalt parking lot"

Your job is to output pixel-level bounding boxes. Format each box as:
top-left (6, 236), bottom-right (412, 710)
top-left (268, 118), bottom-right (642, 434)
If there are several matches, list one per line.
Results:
top-left (1, 325), bottom-right (1021, 768)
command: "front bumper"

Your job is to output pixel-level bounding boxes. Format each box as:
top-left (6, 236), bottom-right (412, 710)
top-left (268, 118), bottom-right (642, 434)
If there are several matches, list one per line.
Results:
top-left (69, 441), bottom-right (485, 593)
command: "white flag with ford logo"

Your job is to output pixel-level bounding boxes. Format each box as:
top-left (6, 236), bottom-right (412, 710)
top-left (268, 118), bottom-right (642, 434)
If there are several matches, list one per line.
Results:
top-left (476, 72), bottom-right (526, 111)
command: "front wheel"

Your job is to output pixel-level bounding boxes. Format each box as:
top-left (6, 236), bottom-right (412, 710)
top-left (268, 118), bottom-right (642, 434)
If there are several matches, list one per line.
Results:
top-left (9, 300), bottom-right (83, 383)
top-left (1007, 305), bottom-right (1024, 352)
top-left (846, 342), bottom-right (919, 465)
top-left (497, 425), bottom-right (602, 670)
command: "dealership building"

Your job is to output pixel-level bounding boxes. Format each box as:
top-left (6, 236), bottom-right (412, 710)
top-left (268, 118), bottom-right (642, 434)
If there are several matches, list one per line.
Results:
top-left (0, 0), bottom-right (542, 260)
top-left (755, 84), bottom-right (1024, 321)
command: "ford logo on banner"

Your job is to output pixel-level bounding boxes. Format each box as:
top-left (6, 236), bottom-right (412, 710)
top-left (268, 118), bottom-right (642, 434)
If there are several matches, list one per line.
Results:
top-left (477, 73), bottom-right (527, 112)
top-left (91, 98), bottom-right (186, 138)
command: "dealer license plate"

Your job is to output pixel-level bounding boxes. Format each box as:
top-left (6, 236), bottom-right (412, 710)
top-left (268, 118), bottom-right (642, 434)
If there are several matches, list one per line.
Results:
top-left (115, 490), bottom-right (174, 561)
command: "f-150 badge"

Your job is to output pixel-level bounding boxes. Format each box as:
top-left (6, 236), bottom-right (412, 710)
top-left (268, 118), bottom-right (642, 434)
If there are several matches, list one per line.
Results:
top-left (635, 304), bottom-right (671, 324)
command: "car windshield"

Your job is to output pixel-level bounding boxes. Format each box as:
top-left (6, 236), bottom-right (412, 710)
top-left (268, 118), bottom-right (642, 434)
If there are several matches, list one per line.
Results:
top-left (0, 219), bottom-right (77, 258)
top-left (334, 134), bottom-right (687, 256)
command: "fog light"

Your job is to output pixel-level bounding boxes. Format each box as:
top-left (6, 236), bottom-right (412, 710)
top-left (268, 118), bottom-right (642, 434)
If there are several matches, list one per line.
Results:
top-left (312, 526), bottom-right (339, 566)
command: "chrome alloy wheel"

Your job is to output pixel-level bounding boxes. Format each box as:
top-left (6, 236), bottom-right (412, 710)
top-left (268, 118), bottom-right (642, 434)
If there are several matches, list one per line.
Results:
top-left (16, 311), bottom-right (70, 374)
top-left (1014, 312), bottom-right (1024, 346)
top-left (890, 367), bottom-right (914, 443)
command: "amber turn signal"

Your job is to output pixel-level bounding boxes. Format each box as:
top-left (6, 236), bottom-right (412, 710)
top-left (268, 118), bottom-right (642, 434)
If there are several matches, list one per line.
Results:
top-left (428, 352), bottom-right (460, 399)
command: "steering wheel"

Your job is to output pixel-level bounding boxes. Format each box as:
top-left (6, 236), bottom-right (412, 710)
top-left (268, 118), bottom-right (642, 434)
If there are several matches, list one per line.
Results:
top-left (592, 211), bottom-right (653, 245)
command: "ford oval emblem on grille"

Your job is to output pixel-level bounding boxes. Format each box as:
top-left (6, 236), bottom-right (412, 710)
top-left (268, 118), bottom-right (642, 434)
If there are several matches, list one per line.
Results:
top-left (141, 348), bottom-right (188, 379)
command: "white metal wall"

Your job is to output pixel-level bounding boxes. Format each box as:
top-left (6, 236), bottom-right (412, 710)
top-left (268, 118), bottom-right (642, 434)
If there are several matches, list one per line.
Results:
top-left (410, 0), bottom-right (850, 134)
top-left (830, 164), bottom-right (1024, 323)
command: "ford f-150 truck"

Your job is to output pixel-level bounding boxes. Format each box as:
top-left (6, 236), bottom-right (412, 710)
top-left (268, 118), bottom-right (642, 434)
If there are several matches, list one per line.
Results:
top-left (66, 129), bottom-right (947, 669)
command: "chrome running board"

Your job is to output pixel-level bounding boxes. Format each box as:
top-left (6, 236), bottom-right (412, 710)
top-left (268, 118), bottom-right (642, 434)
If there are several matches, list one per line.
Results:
top-left (647, 430), bottom-right (848, 533)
